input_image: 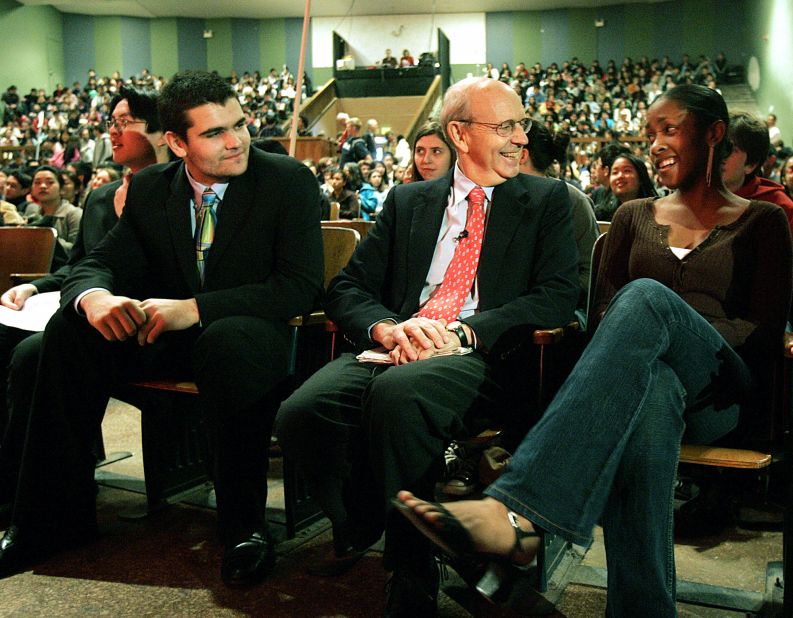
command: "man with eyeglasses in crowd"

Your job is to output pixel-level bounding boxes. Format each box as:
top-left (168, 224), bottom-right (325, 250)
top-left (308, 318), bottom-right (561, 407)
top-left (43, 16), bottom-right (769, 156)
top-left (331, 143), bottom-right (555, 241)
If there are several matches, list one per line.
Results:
top-left (0, 85), bottom-right (169, 488)
top-left (276, 76), bottom-right (578, 616)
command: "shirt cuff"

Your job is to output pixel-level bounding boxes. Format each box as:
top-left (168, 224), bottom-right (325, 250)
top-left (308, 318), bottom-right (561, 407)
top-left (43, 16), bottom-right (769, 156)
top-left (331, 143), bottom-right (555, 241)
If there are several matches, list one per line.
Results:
top-left (74, 288), bottom-right (110, 315)
top-left (367, 318), bottom-right (398, 343)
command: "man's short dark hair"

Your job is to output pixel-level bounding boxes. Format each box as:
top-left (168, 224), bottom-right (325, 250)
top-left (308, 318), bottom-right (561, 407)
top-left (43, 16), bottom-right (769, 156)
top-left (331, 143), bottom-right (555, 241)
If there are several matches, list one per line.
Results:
top-left (110, 85), bottom-right (161, 133)
top-left (7, 170), bottom-right (31, 189)
top-left (728, 112), bottom-right (771, 177)
top-left (32, 165), bottom-right (61, 185)
top-left (158, 71), bottom-right (237, 140)
top-left (595, 142), bottom-right (630, 169)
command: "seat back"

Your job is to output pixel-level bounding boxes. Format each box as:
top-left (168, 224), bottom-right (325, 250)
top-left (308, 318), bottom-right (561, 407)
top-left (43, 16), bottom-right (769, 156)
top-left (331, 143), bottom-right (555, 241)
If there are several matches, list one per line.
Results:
top-left (321, 218), bottom-right (375, 241)
top-left (321, 226), bottom-right (360, 288)
top-left (584, 232), bottom-right (609, 334)
top-left (0, 227), bottom-right (57, 292)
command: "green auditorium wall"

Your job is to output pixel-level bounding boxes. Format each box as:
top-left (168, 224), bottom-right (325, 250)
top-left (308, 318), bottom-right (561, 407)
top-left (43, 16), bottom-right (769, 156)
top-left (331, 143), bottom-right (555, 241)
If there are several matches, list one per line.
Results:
top-left (0, 4), bottom-right (64, 93)
top-left (745, 0), bottom-right (793, 144)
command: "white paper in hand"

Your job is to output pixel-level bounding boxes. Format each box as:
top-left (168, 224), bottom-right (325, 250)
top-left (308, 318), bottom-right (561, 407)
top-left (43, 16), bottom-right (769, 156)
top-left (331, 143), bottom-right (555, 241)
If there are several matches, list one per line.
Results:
top-left (0, 291), bottom-right (60, 332)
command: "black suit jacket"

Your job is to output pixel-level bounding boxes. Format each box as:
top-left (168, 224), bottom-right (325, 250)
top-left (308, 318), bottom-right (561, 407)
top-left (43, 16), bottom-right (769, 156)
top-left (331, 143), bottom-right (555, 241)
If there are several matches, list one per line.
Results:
top-left (326, 170), bottom-right (579, 354)
top-left (31, 180), bottom-right (121, 294)
top-left (62, 148), bottom-right (324, 326)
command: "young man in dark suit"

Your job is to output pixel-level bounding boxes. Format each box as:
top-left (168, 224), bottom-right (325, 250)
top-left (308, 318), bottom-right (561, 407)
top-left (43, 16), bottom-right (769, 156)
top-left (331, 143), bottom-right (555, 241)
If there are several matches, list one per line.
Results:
top-left (276, 77), bottom-right (579, 615)
top-left (0, 71), bottom-right (323, 588)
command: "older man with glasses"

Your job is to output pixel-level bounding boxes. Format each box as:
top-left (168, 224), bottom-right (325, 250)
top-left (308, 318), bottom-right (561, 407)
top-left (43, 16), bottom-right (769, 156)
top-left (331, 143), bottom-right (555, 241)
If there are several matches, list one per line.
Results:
top-left (275, 76), bottom-right (579, 616)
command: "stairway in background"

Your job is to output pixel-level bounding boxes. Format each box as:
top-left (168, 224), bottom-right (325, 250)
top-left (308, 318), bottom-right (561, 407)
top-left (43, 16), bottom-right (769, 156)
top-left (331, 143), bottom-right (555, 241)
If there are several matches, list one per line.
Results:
top-left (721, 83), bottom-right (762, 116)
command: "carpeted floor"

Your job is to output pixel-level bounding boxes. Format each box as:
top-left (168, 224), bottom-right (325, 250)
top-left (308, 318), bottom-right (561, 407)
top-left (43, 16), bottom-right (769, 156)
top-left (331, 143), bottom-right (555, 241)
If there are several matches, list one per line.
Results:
top-left (0, 400), bottom-right (781, 617)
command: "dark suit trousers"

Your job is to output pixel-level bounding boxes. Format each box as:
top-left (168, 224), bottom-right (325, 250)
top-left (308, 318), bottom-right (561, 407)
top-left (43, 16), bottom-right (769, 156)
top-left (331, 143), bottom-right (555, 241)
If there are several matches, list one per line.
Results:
top-left (0, 325), bottom-right (35, 501)
top-left (276, 351), bottom-right (513, 569)
top-left (13, 309), bottom-right (290, 546)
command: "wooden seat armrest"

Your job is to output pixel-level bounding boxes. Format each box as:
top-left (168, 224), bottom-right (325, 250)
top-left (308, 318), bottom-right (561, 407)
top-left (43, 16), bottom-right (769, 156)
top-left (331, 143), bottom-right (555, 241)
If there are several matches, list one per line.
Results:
top-left (679, 444), bottom-right (772, 469)
top-left (465, 428), bottom-right (503, 446)
top-left (532, 321), bottom-right (580, 345)
top-left (127, 379), bottom-right (199, 395)
top-left (10, 273), bottom-right (48, 285)
top-left (288, 310), bottom-right (327, 327)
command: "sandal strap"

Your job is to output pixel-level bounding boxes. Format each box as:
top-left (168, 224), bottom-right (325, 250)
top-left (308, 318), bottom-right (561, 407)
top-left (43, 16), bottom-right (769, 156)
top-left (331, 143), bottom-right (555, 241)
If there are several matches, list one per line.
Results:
top-left (506, 511), bottom-right (540, 562)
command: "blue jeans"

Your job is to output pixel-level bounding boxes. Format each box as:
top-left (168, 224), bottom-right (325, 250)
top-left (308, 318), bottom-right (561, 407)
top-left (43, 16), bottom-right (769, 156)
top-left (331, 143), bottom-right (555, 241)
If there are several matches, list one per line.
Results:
top-left (485, 279), bottom-right (753, 617)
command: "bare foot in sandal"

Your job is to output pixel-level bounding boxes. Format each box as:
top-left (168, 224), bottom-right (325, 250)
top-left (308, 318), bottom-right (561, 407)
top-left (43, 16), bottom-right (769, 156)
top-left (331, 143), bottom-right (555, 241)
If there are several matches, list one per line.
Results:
top-left (396, 490), bottom-right (540, 566)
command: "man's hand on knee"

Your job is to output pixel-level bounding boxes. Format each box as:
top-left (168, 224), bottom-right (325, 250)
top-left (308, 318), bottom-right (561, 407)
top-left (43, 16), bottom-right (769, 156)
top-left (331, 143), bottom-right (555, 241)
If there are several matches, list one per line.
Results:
top-left (137, 298), bottom-right (200, 345)
top-left (0, 284), bottom-right (37, 310)
top-left (80, 291), bottom-right (147, 342)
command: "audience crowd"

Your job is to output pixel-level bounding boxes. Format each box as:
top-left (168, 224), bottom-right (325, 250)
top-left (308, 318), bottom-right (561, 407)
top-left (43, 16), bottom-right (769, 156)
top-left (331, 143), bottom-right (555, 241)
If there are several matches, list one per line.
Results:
top-left (0, 52), bottom-right (788, 228)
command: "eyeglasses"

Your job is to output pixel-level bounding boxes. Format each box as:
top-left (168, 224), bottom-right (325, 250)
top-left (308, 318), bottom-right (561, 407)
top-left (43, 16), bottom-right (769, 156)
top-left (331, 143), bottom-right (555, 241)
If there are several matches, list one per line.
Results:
top-left (459, 117), bottom-right (533, 137)
top-left (108, 117), bottom-right (146, 132)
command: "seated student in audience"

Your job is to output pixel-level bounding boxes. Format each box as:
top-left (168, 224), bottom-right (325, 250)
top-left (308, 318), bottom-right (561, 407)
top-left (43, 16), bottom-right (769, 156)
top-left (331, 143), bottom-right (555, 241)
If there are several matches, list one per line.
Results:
top-left (392, 164), bottom-right (408, 186)
top-left (381, 152), bottom-right (396, 184)
top-left (325, 165), bottom-right (360, 219)
top-left (399, 49), bottom-right (415, 67)
top-left (3, 171), bottom-right (31, 215)
top-left (519, 122), bottom-right (598, 313)
top-left (89, 164), bottom-right (120, 190)
top-left (396, 84), bottom-right (792, 618)
top-left (722, 111), bottom-right (793, 234)
top-left (0, 71), bottom-right (323, 589)
top-left (58, 169), bottom-right (84, 209)
top-left (342, 161), bottom-right (364, 192)
top-left (276, 76), bottom-right (578, 614)
top-left (382, 49), bottom-right (398, 68)
top-left (23, 166), bottom-right (83, 253)
top-left (357, 168), bottom-right (390, 219)
top-left (358, 160), bottom-right (372, 183)
top-left (372, 159), bottom-right (389, 184)
top-left (782, 154), bottom-right (793, 199)
top-left (407, 121), bottom-right (456, 183)
top-left (589, 143), bottom-right (630, 219)
top-left (0, 84), bottom-right (168, 512)
top-left (608, 152), bottom-right (658, 210)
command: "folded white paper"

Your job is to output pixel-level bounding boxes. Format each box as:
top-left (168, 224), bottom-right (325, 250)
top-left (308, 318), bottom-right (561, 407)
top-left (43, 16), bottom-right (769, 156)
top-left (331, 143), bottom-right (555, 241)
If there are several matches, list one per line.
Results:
top-left (356, 345), bottom-right (473, 364)
top-left (0, 291), bottom-right (60, 332)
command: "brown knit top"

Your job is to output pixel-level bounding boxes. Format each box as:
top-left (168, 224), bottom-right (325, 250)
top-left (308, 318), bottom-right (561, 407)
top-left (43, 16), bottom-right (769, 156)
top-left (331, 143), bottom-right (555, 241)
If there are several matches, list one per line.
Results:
top-left (594, 198), bottom-right (792, 367)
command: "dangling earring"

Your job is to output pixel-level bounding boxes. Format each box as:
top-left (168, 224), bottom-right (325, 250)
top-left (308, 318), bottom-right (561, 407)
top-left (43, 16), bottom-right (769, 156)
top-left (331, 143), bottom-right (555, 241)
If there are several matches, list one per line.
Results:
top-left (706, 144), bottom-right (714, 187)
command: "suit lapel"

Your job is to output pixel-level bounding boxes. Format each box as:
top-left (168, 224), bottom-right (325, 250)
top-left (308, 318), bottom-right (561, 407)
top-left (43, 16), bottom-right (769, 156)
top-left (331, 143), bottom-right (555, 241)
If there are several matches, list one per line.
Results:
top-left (204, 163), bottom-right (256, 280)
top-left (165, 164), bottom-right (200, 292)
top-left (478, 177), bottom-right (531, 305)
top-left (402, 174), bottom-right (450, 313)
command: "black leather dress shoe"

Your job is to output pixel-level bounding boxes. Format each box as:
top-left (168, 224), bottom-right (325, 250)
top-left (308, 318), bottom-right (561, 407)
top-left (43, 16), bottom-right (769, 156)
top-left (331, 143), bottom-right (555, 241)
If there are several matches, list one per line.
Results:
top-left (0, 525), bottom-right (47, 578)
top-left (0, 522), bottom-right (98, 579)
top-left (385, 556), bottom-right (439, 617)
top-left (221, 530), bottom-right (275, 587)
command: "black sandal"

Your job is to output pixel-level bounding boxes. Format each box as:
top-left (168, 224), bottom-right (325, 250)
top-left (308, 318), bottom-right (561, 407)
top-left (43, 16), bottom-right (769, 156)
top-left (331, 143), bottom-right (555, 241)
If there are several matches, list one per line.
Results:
top-left (391, 498), bottom-right (477, 560)
top-left (393, 498), bottom-right (550, 612)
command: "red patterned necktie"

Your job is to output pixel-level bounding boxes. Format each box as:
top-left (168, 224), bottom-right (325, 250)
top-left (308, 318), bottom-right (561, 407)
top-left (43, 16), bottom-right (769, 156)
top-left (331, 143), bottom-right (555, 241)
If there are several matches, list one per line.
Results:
top-left (418, 186), bottom-right (486, 322)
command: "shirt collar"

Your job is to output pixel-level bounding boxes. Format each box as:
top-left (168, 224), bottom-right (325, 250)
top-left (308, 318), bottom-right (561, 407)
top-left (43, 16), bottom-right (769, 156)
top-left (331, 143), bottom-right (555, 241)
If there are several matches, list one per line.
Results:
top-left (185, 165), bottom-right (229, 205)
top-left (451, 162), bottom-right (495, 207)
